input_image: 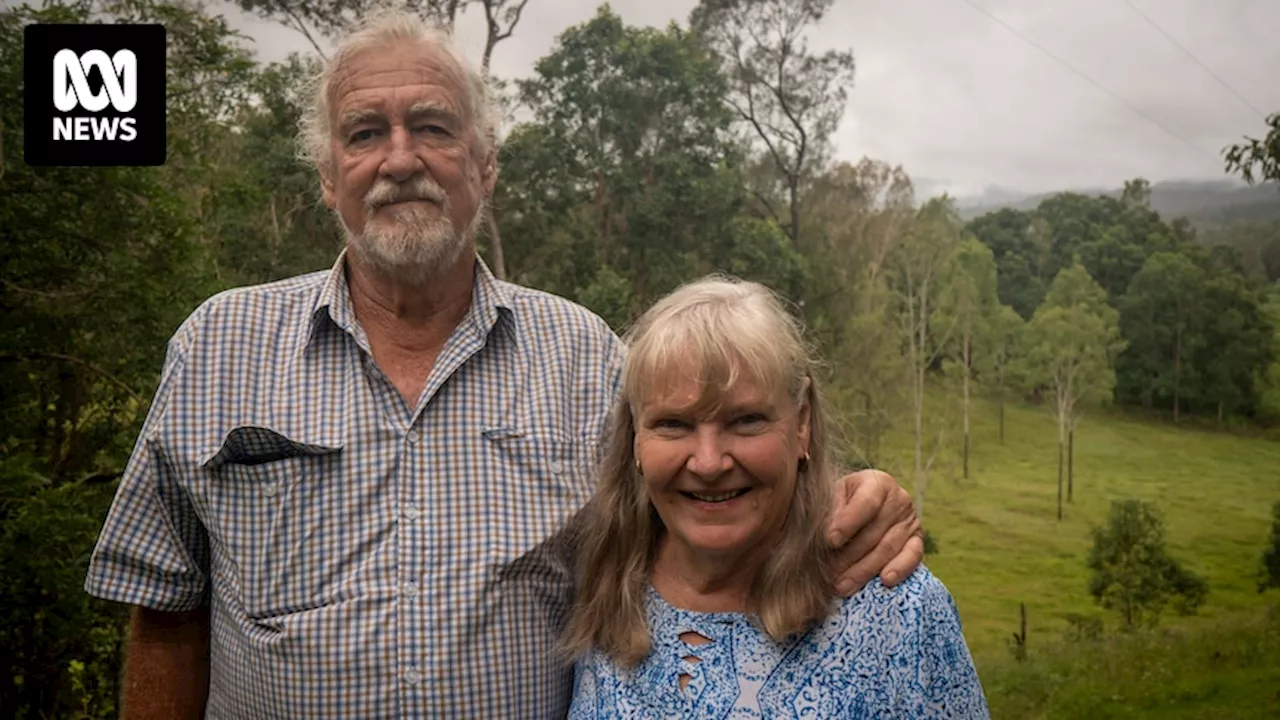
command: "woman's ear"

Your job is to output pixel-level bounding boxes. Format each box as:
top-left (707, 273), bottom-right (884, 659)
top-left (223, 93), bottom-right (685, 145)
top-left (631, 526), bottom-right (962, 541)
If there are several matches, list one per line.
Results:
top-left (796, 376), bottom-right (813, 457)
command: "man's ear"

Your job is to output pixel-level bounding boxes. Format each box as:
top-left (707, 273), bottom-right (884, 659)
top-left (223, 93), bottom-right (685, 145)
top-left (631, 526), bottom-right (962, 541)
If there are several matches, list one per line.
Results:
top-left (320, 169), bottom-right (337, 209)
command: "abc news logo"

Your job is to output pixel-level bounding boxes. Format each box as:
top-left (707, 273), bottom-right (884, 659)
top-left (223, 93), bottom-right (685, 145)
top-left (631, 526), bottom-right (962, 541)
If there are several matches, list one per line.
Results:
top-left (54, 49), bottom-right (140, 142)
top-left (25, 24), bottom-right (166, 167)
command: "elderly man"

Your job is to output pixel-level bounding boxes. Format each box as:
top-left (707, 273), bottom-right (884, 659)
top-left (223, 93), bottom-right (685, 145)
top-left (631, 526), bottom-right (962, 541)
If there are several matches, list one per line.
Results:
top-left (85, 8), bottom-right (923, 719)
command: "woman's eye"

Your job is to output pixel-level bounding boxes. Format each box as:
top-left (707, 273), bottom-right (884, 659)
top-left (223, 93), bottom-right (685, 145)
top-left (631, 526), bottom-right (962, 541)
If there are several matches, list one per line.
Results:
top-left (734, 413), bottom-right (767, 427)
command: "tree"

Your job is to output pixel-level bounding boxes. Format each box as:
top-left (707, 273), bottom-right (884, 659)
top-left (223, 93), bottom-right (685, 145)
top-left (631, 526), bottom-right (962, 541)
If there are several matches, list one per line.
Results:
top-left (936, 237), bottom-right (1001, 478)
top-left (1, 1), bottom-right (260, 715)
top-left (802, 160), bottom-right (915, 465)
top-left (990, 304), bottom-right (1025, 445)
top-left (689, 0), bottom-right (855, 246)
top-left (1224, 111), bottom-right (1280, 186)
top-left (496, 6), bottom-right (803, 326)
top-left (1116, 252), bottom-right (1206, 421)
top-left (886, 196), bottom-right (964, 520)
top-left (1018, 261), bottom-right (1125, 519)
top-left (1259, 501), bottom-right (1280, 594)
top-left (1087, 499), bottom-right (1208, 630)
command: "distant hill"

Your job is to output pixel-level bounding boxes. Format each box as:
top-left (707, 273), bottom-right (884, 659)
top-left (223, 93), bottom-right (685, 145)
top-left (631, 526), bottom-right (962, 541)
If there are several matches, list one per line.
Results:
top-left (955, 179), bottom-right (1280, 228)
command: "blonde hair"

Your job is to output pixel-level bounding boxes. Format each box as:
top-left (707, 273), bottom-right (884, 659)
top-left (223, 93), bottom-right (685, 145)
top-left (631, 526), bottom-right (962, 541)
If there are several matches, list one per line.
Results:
top-left (562, 274), bottom-right (838, 667)
top-left (296, 4), bottom-right (501, 177)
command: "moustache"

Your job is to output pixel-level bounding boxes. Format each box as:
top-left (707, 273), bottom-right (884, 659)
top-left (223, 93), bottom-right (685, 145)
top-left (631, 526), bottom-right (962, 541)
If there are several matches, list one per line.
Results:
top-left (365, 177), bottom-right (447, 211)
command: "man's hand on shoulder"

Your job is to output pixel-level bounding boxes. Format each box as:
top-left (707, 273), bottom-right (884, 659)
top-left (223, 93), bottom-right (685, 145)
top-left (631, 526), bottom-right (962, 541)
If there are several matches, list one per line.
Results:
top-left (825, 469), bottom-right (924, 596)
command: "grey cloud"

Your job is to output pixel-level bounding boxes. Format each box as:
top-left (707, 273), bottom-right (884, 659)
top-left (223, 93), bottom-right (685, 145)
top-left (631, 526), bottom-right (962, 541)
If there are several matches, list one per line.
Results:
top-left (210, 0), bottom-right (1280, 198)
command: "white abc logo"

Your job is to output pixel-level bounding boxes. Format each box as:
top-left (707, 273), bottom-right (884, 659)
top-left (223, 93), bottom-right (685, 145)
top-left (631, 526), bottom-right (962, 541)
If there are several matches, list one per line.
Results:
top-left (53, 48), bottom-right (137, 113)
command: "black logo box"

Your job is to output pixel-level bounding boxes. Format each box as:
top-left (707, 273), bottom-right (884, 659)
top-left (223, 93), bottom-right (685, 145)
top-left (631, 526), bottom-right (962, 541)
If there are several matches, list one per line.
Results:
top-left (24, 24), bottom-right (167, 167)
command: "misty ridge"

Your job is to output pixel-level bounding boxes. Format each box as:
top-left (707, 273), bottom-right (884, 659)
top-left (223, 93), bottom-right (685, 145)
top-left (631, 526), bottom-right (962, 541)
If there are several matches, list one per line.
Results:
top-left (955, 179), bottom-right (1280, 228)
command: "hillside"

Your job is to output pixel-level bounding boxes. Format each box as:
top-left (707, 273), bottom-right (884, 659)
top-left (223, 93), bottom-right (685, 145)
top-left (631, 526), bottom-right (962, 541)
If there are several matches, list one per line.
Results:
top-left (956, 179), bottom-right (1280, 228)
top-left (859, 393), bottom-right (1280, 716)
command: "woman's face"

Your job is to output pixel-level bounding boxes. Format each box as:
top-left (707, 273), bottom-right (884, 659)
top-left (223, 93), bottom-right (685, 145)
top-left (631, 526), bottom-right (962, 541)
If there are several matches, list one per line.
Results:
top-left (633, 368), bottom-right (812, 564)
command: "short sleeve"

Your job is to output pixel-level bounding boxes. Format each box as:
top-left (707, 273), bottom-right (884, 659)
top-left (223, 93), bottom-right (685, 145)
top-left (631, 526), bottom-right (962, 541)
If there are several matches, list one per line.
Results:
top-left (915, 575), bottom-right (992, 718)
top-left (83, 335), bottom-right (210, 611)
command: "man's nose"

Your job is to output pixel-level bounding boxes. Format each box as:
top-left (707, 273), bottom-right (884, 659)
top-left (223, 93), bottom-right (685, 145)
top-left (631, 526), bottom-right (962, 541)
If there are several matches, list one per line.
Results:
top-left (380, 126), bottom-right (425, 181)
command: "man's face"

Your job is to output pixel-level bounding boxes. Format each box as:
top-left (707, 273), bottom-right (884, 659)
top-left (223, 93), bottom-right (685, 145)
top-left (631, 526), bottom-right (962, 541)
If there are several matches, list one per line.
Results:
top-left (320, 40), bottom-right (495, 282)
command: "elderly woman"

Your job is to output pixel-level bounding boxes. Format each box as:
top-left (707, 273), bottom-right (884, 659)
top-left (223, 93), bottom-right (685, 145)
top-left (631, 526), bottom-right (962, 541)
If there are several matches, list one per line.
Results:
top-left (562, 275), bottom-right (989, 718)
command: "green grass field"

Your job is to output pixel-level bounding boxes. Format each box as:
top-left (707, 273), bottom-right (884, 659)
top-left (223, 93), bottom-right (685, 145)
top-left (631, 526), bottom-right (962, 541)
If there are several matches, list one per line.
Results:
top-left (860, 392), bottom-right (1280, 717)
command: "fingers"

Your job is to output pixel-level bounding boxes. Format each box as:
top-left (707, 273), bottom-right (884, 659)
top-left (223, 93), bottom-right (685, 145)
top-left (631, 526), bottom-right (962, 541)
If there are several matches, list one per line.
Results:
top-left (833, 512), bottom-right (922, 597)
top-left (880, 531), bottom-right (926, 588)
top-left (825, 470), bottom-right (890, 547)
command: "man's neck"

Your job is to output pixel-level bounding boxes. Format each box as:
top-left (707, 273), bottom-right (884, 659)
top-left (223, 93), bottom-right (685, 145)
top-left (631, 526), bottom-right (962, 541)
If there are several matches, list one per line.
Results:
top-left (345, 248), bottom-right (477, 404)
top-left (650, 534), bottom-right (768, 614)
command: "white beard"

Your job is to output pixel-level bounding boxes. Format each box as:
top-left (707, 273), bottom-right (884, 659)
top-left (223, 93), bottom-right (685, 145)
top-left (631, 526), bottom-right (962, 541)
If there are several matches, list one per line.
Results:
top-left (348, 204), bottom-right (471, 285)
top-left (340, 176), bottom-right (486, 286)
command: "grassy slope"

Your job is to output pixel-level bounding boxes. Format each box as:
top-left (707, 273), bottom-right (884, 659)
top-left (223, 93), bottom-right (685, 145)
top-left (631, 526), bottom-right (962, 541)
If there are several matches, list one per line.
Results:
top-left (862, 392), bottom-right (1280, 716)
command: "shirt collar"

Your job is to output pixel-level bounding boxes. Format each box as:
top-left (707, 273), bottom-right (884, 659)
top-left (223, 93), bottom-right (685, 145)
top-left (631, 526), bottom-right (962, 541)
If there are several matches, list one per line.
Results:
top-left (301, 246), bottom-right (515, 356)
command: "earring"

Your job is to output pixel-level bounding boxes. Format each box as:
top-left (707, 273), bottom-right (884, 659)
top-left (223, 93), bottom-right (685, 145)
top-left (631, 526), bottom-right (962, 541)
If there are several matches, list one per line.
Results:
top-left (635, 457), bottom-right (643, 476)
top-left (798, 451), bottom-right (811, 473)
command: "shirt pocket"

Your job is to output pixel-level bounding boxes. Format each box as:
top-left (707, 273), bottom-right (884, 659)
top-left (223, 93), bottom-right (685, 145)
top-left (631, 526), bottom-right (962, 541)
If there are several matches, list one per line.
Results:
top-left (481, 427), bottom-right (599, 583)
top-left (201, 425), bottom-right (344, 619)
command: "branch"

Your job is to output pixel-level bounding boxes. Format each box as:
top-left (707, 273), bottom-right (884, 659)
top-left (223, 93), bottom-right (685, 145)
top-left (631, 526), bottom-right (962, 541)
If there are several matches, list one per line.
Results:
top-left (2, 279), bottom-right (94, 302)
top-left (494, 0), bottom-right (531, 42)
top-left (752, 189), bottom-right (785, 229)
top-left (283, 7), bottom-right (328, 60)
top-left (0, 352), bottom-right (146, 404)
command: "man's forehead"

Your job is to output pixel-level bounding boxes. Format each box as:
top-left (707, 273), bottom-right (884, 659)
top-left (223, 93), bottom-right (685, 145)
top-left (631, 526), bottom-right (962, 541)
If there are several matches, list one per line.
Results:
top-left (330, 42), bottom-right (469, 115)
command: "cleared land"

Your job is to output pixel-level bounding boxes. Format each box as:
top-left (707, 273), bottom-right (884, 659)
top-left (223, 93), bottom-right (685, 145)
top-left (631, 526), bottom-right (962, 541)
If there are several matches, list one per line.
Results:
top-left (860, 393), bottom-right (1280, 717)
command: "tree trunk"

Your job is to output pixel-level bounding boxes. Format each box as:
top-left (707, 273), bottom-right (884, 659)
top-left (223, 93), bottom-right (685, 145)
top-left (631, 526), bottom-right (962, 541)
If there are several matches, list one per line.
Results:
top-left (788, 175), bottom-right (801, 245)
top-left (485, 213), bottom-right (506, 280)
top-left (1068, 426), bottom-right (1074, 502)
top-left (479, 12), bottom-right (508, 280)
top-left (1057, 435), bottom-right (1064, 521)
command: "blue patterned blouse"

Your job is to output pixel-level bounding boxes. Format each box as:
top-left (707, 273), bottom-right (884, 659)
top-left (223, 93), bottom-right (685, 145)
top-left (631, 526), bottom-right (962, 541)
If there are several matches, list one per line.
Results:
top-left (568, 566), bottom-right (990, 719)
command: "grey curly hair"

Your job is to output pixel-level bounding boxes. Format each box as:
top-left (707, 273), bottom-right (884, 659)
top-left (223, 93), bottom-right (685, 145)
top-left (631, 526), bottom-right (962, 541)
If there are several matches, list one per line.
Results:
top-left (295, 4), bottom-right (502, 177)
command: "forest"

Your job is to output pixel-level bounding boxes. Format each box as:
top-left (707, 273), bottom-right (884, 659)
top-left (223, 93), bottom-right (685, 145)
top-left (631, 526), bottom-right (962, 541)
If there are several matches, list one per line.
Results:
top-left (2, 0), bottom-right (1279, 717)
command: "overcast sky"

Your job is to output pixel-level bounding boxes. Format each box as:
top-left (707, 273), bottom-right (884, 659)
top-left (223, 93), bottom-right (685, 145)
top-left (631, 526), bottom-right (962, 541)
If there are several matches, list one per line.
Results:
top-left (210, 0), bottom-right (1280, 200)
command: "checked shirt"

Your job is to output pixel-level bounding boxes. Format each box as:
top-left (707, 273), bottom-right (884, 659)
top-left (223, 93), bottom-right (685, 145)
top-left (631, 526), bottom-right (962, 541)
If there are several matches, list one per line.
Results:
top-left (85, 251), bottom-right (624, 718)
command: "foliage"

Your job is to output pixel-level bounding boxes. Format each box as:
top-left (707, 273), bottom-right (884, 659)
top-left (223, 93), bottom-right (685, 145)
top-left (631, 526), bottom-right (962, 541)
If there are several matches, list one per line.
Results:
top-left (689, 0), bottom-right (855, 245)
top-left (1224, 111), bottom-right (1280, 187)
top-left (0, 461), bottom-right (126, 720)
top-left (497, 5), bottom-right (804, 325)
top-left (1086, 499), bottom-right (1209, 630)
top-left (980, 604), bottom-right (1280, 719)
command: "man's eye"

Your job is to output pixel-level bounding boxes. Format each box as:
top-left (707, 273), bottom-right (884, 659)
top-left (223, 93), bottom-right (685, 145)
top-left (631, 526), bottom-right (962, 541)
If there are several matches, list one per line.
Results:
top-left (349, 129), bottom-right (378, 143)
top-left (418, 124), bottom-right (450, 136)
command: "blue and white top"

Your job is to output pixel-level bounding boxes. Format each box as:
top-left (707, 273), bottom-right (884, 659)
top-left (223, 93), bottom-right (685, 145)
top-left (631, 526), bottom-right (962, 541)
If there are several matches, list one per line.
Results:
top-left (569, 566), bottom-right (991, 719)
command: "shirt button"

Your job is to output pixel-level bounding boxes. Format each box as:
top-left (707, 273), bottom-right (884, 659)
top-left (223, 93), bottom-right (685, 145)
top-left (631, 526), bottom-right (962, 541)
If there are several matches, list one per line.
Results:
top-left (402, 582), bottom-right (419, 597)
top-left (263, 483), bottom-right (278, 497)
top-left (404, 505), bottom-right (420, 520)
top-left (406, 428), bottom-right (421, 444)
top-left (403, 668), bottom-right (421, 685)
top-left (549, 459), bottom-right (564, 474)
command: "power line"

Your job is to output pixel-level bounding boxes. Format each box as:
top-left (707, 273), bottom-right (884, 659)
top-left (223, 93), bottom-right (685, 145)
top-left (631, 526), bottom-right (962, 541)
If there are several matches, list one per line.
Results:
top-left (957, 0), bottom-right (1220, 163)
top-left (1122, 0), bottom-right (1268, 121)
